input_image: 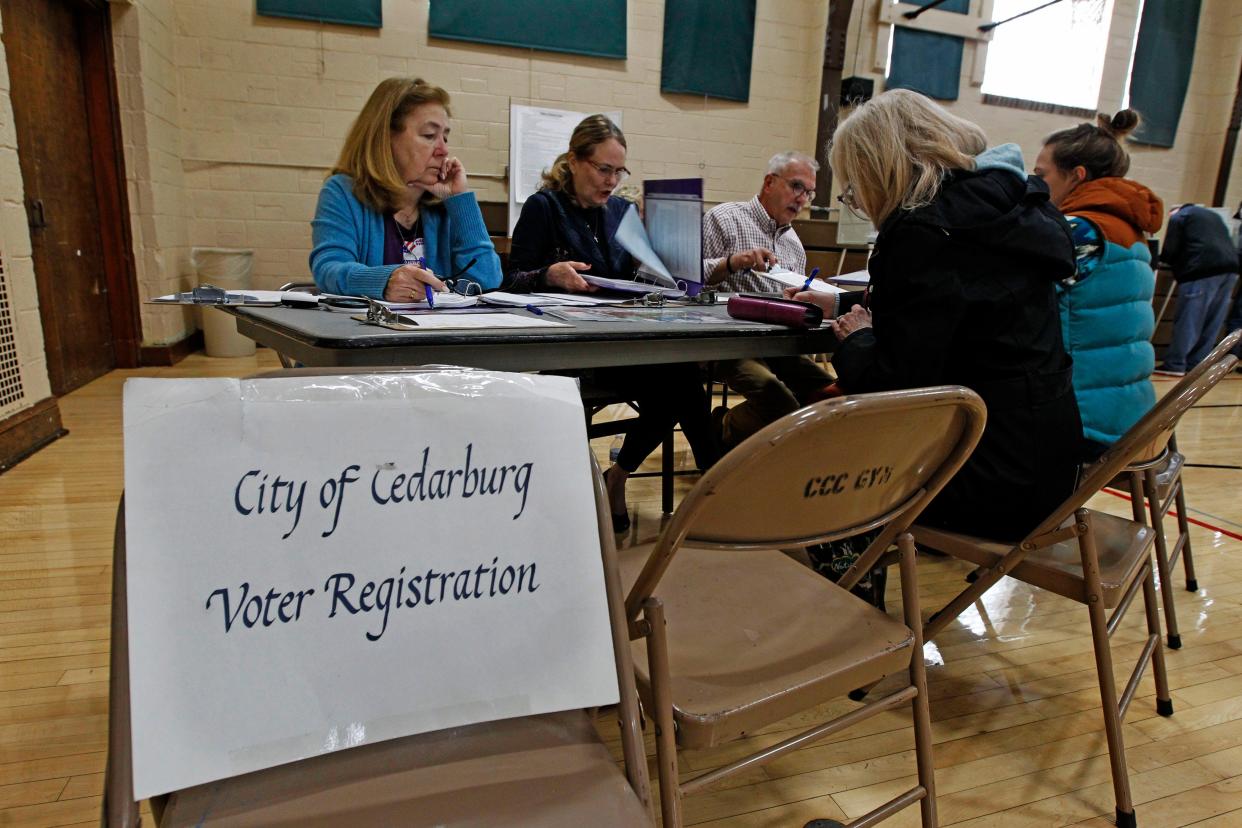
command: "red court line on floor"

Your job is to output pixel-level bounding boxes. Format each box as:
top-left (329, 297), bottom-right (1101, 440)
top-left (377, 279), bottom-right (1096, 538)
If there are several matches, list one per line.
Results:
top-left (1101, 488), bottom-right (1242, 542)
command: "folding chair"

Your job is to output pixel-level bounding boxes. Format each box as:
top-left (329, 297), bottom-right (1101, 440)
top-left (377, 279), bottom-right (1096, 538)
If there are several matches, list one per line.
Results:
top-left (621, 386), bottom-right (987, 828)
top-left (103, 431), bottom-right (653, 826)
top-left (914, 355), bottom-right (1238, 828)
top-left (1117, 329), bottom-right (1242, 650)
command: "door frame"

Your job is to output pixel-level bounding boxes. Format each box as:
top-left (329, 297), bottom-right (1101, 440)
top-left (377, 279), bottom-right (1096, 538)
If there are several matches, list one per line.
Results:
top-left (74, 0), bottom-right (142, 367)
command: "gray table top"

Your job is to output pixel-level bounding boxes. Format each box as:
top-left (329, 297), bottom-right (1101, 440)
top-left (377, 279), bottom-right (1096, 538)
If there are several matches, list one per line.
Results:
top-left (228, 303), bottom-right (837, 371)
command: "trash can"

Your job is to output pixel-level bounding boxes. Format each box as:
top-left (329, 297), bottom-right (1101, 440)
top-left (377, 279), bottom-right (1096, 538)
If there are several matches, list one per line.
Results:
top-left (192, 247), bottom-right (256, 358)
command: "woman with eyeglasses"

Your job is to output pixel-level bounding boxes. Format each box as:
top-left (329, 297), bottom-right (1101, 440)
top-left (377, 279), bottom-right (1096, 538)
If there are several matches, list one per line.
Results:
top-left (310, 77), bottom-right (501, 300)
top-left (788, 89), bottom-right (1082, 540)
top-left (505, 115), bottom-right (716, 531)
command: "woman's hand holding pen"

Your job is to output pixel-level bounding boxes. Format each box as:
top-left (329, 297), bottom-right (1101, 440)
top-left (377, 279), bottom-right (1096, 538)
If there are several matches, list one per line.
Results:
top-left (384, 264), bottom-right (445, 302)
top-left (546, 260), bottom-right (597, 293)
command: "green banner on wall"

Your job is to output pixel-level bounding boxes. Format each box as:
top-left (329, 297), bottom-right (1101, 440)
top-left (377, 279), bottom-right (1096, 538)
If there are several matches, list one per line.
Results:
top-left (660, 0), bottom-right (756, 102)
top-left (428, 0), bottom-right (626, 60)
top-left (256, 0), bottom-right (381, 28)
top-left (1128, 0), bottom-right (1202, 148)
top-left (886, 0), bottom-right (969, 102)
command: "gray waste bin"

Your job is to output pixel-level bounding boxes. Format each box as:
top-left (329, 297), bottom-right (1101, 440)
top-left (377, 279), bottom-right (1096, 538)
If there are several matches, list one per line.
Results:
top-left (193, 247), bottom-right (256, 358)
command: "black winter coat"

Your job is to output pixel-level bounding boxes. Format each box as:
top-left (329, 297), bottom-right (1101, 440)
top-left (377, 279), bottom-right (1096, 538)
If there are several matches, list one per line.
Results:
top-left (1160, 205), bottom-right (1239, 283)
top-left (833, 168), bottom-right (1083, 540)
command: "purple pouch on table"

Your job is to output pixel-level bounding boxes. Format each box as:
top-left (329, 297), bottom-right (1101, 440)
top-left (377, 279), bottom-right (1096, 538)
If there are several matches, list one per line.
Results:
top-left (727, 294), bottom-right (824, 328)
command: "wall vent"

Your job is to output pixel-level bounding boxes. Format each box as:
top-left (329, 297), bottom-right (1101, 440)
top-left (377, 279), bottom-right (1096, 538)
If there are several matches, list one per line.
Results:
top-left (0, 249), bottom-right (25, 410)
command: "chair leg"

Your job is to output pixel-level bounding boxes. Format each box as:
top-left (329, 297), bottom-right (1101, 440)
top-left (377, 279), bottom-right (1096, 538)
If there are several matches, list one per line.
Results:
top-left (898, 534), bottom-right (937, 828)
top-left (1144, 469), bottom-right (1182, 650)
top-left (1079, 517), bottom-right (1136, 825)
top-left (1172, 481), bottom-right (1198, 592)
top-left (1141, 563), bottom-right (1174, 717)
top-left (643, 597), bottom-right (683, 828)
top-left (661, 432), bottom-right (675, 515)
top-left (1127, 472), bottom-right (1147, 524)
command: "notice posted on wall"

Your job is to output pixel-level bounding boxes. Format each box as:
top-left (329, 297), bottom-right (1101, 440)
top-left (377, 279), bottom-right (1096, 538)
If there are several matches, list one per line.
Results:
top-left (122, 370), bottom-right (617, 799)
top-left (508, 103), bottom-right (622, 234)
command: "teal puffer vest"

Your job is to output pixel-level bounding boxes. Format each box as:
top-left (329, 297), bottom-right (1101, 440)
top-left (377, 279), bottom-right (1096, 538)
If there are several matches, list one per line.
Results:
top-left (1058, 240), bottom-right (1156, 445)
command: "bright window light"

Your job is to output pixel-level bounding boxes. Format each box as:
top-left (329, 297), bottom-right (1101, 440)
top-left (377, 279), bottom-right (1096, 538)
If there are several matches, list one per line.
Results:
top-left (981, 0), bottom-right (1116, 110)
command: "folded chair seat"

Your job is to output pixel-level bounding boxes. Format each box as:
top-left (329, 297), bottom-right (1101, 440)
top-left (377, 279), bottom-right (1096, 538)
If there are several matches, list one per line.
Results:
top-left (1107, 449), bottom-right (1183, 499)
top-left (159, 710), bottom-right (647, 827)
top-left (621, 542), bottom-right (916, 750)
top-left (918, 512), bottom-right (1156, 607)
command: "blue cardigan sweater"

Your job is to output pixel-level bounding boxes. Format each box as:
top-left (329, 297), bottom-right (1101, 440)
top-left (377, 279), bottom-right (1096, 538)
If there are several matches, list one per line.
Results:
top-left (310, 173), bottom-right (502, 297)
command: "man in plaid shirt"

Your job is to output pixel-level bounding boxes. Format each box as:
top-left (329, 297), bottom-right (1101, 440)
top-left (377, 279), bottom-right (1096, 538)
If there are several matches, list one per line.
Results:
top-left (703, 151), bottom-right (833, 449)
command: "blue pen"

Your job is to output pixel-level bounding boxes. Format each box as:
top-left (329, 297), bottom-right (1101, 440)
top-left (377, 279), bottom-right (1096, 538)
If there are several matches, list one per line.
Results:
top-left (416, 256), bottom-right (436, 309)
top-left (525, 304), bottom-right (545, 316)
top-left (801, 267), bottom-right (821, 292)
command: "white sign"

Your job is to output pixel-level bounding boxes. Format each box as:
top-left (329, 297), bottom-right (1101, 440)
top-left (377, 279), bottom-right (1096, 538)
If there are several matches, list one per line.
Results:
top-left (123, 371), bottom-right (618, 799)
top-left (508, 103), bottom-right (623, 235)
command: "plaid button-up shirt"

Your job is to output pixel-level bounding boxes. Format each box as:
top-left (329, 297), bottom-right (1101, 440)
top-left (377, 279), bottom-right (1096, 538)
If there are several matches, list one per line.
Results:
top-left (702, 196), bottom-right (807, 293)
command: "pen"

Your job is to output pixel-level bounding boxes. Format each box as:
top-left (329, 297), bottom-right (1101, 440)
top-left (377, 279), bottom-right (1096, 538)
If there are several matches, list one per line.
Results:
top-left (424, 284), bottom-right (436, 308)
top-left (525, 304), bottom-right (545, 316)
top-left (801, 267), bottom-right (821, 292)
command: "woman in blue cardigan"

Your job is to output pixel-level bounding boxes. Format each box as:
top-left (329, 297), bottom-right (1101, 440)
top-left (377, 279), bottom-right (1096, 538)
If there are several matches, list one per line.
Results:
top-left (311, 78), bottom-right (501, 299)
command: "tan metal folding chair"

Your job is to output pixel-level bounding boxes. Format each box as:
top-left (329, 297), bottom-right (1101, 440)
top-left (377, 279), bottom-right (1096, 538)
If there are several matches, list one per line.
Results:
top-left (913, 355), bottom-right (1238, 828)
top-left (102, 381), bottom-right (653, 825)
top-left (621, 386), bottom-right (987, 828)
top-left (1116, 329), bottom-right (1242, 649)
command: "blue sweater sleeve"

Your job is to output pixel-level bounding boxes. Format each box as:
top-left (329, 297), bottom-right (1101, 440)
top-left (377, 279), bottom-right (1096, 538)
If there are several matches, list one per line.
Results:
top-left (309, 177), bottom-right (396, 297)
top-left (442, 192), bottom-right (502, 289)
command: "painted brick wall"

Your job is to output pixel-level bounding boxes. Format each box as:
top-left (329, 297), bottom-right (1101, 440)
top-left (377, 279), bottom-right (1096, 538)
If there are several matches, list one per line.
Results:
top-left (842, 0), bottom-right (1242, 221)
top-left (132, 0), bottom-right (828, 301)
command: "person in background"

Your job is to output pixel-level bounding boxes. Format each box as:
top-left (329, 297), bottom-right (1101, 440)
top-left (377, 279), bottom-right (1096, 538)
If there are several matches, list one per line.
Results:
top-left (311, 77), bottom-right (501, 300)
top-left (787, 89), bottom-right (1082, 543)
top-left (1033, 110), bottom-right (1163, 460)
top-left (701, 152), bottom-right (833, 451)
top-left (1155, 203), bottom-right (1240, 376)
top-left (1219, 201), bottom-right (1242, 366)
top-left (503, 115), bottom-right (715, 531)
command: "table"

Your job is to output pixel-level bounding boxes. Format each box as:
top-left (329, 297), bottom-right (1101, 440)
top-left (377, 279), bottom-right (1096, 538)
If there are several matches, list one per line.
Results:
top-left (227, 304), bottom-right (837, 371)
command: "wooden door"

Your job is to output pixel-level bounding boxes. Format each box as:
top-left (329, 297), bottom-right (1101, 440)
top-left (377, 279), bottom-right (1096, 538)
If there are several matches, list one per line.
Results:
top-left (2, 0), bottom-right (118, 393)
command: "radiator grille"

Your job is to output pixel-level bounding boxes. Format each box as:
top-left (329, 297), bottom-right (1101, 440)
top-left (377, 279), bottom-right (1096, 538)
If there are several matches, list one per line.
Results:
top-left (0, 249), bottom-right (25, 410)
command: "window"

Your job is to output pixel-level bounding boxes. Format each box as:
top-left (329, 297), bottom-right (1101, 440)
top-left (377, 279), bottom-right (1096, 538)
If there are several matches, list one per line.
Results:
top-left (981, 0), bottom-right (1116, 111)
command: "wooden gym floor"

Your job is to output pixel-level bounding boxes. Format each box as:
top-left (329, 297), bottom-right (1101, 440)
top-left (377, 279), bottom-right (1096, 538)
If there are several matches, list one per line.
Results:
top-left (2, 350), bottom-right (1241, 827)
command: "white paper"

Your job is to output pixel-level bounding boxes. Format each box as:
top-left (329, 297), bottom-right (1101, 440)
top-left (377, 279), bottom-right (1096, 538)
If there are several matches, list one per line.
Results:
top-left (479, 291), bottom-right (559, 307)
top-left (763, 269), bottom-right (846, 295)
top-left (320, 292), bottom-right (478, 309)
top-left (123, 372), bottom-right (615, 798)
top-left (579, 274), bottom-right (684, 297)
top-left (397, 312), bottom-right (568, 329)
top-left (151, 290), bottom-right (318, 305)
top-left (614, 204), bottom-right (676, 284)
top-left (828, 270), bottom-right (871, 287)
top-left (531, 293), bottom-right (635, 306)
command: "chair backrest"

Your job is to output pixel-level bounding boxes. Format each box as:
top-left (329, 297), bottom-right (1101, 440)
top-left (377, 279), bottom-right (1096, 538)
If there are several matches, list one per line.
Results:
top-left (1027, 353), bottom-right (1239, 541)
top-left (1163, 328), bottom-right (1241, 399)
top-left (103, 368), bottom-right (651, 822)
top-left (625, 386), bottom-right (986, 619)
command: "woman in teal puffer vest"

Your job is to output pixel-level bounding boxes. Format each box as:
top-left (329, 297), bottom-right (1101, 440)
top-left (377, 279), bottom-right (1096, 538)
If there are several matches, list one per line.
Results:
top-left (1034, 110), bottom-right (1164, 459)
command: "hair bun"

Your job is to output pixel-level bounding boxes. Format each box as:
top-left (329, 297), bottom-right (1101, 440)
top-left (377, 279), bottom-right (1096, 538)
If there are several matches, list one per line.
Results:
top-left (1098, 109), bottom-right (1140, 139)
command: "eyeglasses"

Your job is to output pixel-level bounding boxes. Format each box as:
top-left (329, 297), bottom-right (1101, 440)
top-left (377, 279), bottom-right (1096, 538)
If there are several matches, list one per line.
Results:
top-left (584, 159), bottom-right (630, 183)
top-left (780, 177), bottom-right (816, 201)
top-left (836, 184), bottom-right (864, 217)
top-left (443, 278), bottom-right (482, 296)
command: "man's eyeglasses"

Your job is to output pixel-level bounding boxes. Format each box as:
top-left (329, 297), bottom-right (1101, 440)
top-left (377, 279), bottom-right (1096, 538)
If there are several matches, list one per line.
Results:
top-left (584, 160), bottom-right (630, 183)
top-left (780, 177), bottom-right (816, 201)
